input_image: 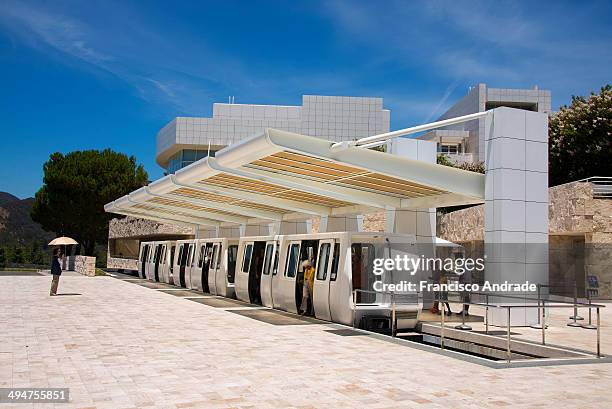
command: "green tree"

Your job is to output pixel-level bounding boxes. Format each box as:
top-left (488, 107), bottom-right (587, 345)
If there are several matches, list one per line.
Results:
top-left (12, 246), bottom-right (24, 264)
top-left (549, 85), bottom-right (612, 186)
top-left (0, 247), bottom-right (6, 268)
top-left (29, 242), bottom-right (45, 265)
top-left (31, 149), bottom-right (148, 255)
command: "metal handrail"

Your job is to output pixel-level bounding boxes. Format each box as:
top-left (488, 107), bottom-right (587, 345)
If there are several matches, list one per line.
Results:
top-left (350, 287), bottom-right (604, 363)
top-left (430, 295), bottom-right (603, 363)
top-left (455, 290), bottom-right (607, 308)
top-left (566, 176), bottom-right (612, 198)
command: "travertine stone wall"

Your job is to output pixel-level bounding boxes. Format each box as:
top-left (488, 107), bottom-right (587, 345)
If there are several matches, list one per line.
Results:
top-left (107, 216), bottom-right (194, 271)
top-left (109, 216), bottom-right (194, 239)
top-left (549, 181), bottom-right (594, 234)
top-left (436, 182), bottom-right (612, 243)
top-left (68, 255), bottom-right (96, 277)
top-left (107, 256), bottom-right (139, 271)
top-left (436, 181), bottom-right (612, 299)
top-left (437, 205), bottom-right (485, 242)
top-left (361, 211), bottom-right (385, 232)
top-left (548, 181), bottom-right (612, 297)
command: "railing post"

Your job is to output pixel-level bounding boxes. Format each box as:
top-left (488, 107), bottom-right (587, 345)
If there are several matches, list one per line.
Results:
top-left (352, 290), bottom-right (356, 329)
top-left (391, 294), bottom-right (396, 338)
top-left (568, 281), bottom-right (583, 325)
top-left (582, 292), bottom-right (597, 330)
top-left (531, 284), bottom-right (544, 329)
top-left (455, 290), bottom-right (472, 330)
top-left (440, 301), bottom-right (445, 350)
top-left (507, 307), bottom-right (512, 364)
top-left (485, 294), bottom-right (489, 335)
top-left (541, 300), bottom-right (546, 345)
top-left (597, 307), bottom-right (601, 358)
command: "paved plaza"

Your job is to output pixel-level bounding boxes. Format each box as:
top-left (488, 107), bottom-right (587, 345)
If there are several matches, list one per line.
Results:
top-left (1, 273), bottom-right (612, 409)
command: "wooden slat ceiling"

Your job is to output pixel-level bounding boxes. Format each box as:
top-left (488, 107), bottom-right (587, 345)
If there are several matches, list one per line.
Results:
top-left (146, 197), bottom-right (245, 217)
top-left (199, 173), bottom-right (353, 207)
top-left (246, 151), bottom-right (446, 198)
top-left (131, 204), bottom-right (215, 220)
top-left (168, 187), bottom-right (287, 213)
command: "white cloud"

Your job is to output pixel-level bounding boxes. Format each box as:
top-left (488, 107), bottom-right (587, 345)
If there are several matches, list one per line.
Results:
top-left (0, 2), bottom-right (112, 65)
top-left (322, 0), bottom-right (611, 102)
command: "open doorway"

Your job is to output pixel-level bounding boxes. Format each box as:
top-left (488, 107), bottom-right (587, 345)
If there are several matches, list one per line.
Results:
top-left (178, 244), bottom-right (190, 288)
top-left (248, 242), bottom-right (266, 304)
top-left (153, 244), bottom-right (162, 282)
top-left (199, 243), bottom-right (213, 293)
top-left (169, 245), bottom-right (176, 284)
top-left (295, 240), bottom-right (319, 315)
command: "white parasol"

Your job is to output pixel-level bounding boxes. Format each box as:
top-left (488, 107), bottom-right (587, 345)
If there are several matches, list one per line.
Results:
top-left (48, 237), bottom-right (78, 246)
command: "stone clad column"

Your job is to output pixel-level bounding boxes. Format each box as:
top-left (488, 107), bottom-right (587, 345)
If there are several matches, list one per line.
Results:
top-left (384, 137), bottom-right (437, 242)
top-left (484, 107), bottom-right (549, 326)
top-left (319, 215), bottom-right (360, 233)
top-left (384, 208), bottom-right (436, 243)
top-left (268, 221), bottom-right (310, 235)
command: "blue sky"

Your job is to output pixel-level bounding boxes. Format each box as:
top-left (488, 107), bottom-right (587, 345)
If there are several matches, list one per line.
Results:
top-left (1, 0), bottom-right (610, 198)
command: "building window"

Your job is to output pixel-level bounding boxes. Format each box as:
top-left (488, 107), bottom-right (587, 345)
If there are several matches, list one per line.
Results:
top-left (439, 144), bottom-right (460, 154)
top-left (166, 149), bottom-right (217, 173)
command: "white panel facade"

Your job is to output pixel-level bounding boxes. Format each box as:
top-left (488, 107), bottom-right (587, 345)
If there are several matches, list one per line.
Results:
top-left (156, 95), bottom-right (390, 169)
top-left (417, 84), bottom-right (552, 163)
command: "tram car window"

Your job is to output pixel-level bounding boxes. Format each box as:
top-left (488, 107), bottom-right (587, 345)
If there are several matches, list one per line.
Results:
top-left (316, 243), bottom-right (331, 280)
top-left (285, 243), bottom-right (300, 277)
top-left (330, 243), bottom-right (340, 281)
top-left (263, 243), bottom-right (274, 275)
top-left (197, 245), bottom-right (205, 268)
top-left (272, 243), bottom-right (279, 275)
top-left (242, 244), bottom-right (253, 273)
top-left (227, 245), bottom-right (238, 283)
top-left (351, 243), bottom-right (377, 303)
top-left (216, 245), bottom-right (223, 269)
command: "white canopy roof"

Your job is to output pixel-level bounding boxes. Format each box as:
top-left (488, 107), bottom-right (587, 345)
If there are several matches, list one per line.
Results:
top-left (105, 127), bottom-right (485, 227)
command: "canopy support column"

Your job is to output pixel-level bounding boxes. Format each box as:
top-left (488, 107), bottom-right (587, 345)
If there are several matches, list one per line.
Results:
top-left (268, 221), bottom-right (311, 235)
top-left (484, 108), bottom-right (549, 327)
top-left (319, 216), bottom-right (361, 233)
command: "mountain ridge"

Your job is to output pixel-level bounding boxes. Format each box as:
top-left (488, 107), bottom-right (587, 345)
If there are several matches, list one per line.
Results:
top-left (0, 191), bottom-right (54, 246)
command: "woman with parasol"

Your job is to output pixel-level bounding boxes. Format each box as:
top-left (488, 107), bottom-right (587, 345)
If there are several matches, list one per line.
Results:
top-left (48, 237), bottom-right (77, 296)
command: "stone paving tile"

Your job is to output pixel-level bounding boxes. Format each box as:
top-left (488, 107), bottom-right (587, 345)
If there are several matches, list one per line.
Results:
top-left (1, 275), bottom-right (612, 409)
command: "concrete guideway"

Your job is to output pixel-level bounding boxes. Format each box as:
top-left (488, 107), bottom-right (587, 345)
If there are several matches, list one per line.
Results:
top-left (2, 274), bottom-right (612, 409)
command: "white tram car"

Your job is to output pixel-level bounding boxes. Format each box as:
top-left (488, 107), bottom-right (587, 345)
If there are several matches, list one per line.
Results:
top-left (139, 231), bottom-right (422, 330)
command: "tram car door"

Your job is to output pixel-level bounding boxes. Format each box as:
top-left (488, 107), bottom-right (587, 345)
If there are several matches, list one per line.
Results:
top-left (278, 240), bottom-right (300, 313)
top-left (174, 243), bottom-right (187, 288)
top-left (222, 244), bottom-right (238, 298)
top-left (184, 242), bottom-right (195, 289)
top-left (260, 241), bottom-right (278, 308)
top-left (138, 243), bottom-right (149, 279)
top-left (208, 242), bottom-right (221, 295)
top-left (202, 242), bottom-right (214, 293)
top-left (145, 243), bottom-right (152, 280)
top-left (313, 239), bottom-right (338, 321)
top-left (152, 243), bottom-right (163, 282)
top-left (192, 242), bottom-right (206, 292)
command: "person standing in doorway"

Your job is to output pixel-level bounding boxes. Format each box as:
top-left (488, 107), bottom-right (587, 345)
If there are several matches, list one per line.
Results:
top-left (300, 260), bottom-right (315, 316)
top-left (50, 248), bottom-right (62, 296)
